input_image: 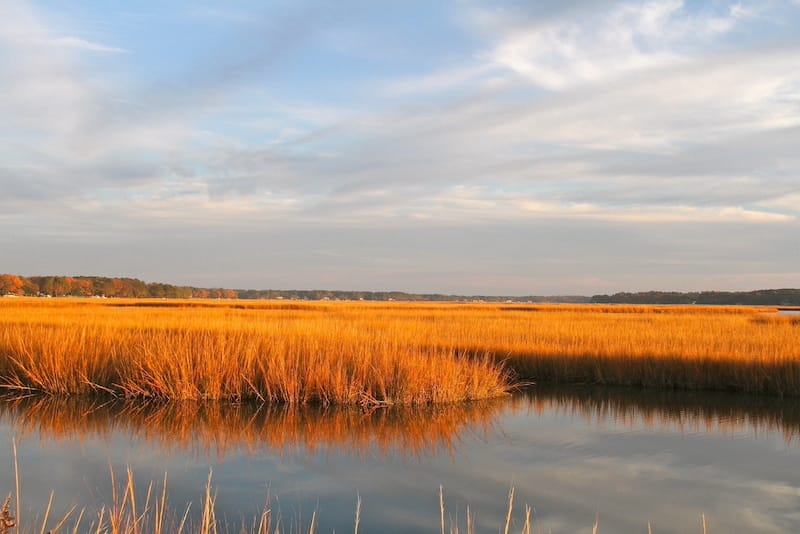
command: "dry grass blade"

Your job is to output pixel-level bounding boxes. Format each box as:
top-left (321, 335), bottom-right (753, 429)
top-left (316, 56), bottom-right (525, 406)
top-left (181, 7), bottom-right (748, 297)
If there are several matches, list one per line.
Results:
top-left (46, 504), bottom-right (77, 534)
top-left (503, 486), bottom-right (514, 534)
top-left (354, 494), bottom-right (361, 534)
top-left (70, 508), bottom-right (85, 534)
top-left (40, 490), bottom-right (54, 534)
top-left (522, 504), bottom-right (531, 534)
top-left (256, 507), bottom-right (271, 534)
top-left (153, 472), bottom-right (168, 534)
top-left (125, 466), bottom-right (139, 534)
top-left (176, 502), bottom-right (192, 534)
top-left (201, 470), bottom-right (217, 534)
top-left (12, 440), bottom-right (20, 534)
top-left (93, 507), bottom-right (105, 534)
top-left (440, 485), bottom-right (445, 534)
top-left (308, 509), bottom-right (317, 534)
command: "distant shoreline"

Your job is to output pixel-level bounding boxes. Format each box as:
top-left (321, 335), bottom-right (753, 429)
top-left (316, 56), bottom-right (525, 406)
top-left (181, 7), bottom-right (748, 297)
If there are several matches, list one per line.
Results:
top-left (1, 273), bottom-right (799, 305)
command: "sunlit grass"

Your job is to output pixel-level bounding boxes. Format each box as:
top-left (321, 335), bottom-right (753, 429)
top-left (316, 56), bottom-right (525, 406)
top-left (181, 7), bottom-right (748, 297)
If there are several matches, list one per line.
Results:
top-left (0, 299), bottom-right (512, 404)
top-left (0, 298), bottom-right (798, 401)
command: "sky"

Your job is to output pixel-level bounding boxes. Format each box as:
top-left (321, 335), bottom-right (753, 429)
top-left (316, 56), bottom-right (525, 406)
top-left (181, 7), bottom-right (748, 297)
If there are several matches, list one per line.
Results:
top-left (1, 0), bottom-right (799, 295)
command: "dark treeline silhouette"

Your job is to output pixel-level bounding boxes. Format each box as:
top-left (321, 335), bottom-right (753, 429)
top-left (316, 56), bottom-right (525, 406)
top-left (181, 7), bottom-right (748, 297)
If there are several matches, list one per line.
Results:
top-left (591, 289), bottom-right (800, 306)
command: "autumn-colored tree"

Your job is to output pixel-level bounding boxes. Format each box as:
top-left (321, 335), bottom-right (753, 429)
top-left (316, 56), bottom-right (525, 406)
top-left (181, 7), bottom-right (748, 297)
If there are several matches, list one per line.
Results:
top-left (77, 279), bottom-right (94, 296)
top-left (0, 274), bottom-right (25, 296)
top-left (193, 289), bottom-right (210, 299)
top-left (0, 274), bottom-right (38, 296)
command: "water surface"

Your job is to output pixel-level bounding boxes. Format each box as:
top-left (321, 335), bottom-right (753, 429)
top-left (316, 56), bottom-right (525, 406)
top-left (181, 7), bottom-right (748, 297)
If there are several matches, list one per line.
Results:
top-left (1, 388), bottom-right (799, 533)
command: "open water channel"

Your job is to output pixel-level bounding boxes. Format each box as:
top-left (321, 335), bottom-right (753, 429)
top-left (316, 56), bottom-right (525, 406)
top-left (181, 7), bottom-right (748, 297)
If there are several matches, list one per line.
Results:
top-left (1, 387), bottom-right (798, 533)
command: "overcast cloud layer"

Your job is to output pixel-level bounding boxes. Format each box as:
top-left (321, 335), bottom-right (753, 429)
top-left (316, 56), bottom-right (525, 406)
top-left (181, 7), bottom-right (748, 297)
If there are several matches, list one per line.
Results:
top-left (1, 0), bottom-right (799, 294)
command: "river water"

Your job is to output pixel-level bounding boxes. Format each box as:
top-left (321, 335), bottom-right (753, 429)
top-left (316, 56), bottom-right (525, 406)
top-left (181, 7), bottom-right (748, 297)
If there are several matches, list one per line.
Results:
top-left (1, 387), bottom-right (798, 533)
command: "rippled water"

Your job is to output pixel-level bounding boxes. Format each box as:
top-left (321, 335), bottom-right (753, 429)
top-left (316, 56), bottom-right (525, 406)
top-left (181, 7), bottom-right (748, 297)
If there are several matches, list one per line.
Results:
top-left (1, 387), bottom-right (799, 533)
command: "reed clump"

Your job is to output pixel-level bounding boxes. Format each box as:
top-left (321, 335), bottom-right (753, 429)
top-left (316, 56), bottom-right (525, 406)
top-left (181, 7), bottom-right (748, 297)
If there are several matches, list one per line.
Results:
top-left (0, 299), bottom-right (512, 404)
top-left (1, 298), bottom-right (799, 401)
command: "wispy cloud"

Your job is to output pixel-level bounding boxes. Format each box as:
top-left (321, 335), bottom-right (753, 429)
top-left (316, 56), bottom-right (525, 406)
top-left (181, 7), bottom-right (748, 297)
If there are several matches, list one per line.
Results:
top-left (50, 36), bottom-right (125, 53)
top-left (478, 0), bottom-right (743, 90)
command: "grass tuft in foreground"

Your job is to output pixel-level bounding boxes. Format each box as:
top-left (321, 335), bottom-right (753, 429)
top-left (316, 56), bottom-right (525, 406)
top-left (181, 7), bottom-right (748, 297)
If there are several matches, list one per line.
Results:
top-left (2, 464), bottom-right (715, 534)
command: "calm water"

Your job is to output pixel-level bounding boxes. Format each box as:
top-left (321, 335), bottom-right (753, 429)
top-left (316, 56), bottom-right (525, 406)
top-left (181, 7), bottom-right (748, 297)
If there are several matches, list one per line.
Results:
top-left (2, 387), bottom-right (799, 533)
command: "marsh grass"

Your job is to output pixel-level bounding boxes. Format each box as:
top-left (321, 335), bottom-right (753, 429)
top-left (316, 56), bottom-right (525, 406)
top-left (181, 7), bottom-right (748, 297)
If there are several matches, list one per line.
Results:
top-left (0, 462), bottom-right (559, 534)
top-left (7, 444), bottom-right (544, 534)
top-left (1, 299), bottom-right (799, 402)
top-left (0, 300), bottom-right (512, 404)
top-left (0, 472), bottom-right (716, 534)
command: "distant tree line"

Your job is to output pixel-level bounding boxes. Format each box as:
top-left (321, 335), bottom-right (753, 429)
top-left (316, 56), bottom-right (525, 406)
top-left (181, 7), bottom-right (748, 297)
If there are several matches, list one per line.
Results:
top-left (591, 289), bottom-right (800, 306)
top-left (236, 288), bottom-right (590, 303)
top-left (0, 275), bottom-right (236, 299)
top-left (0, 273), bottom-right (591, 302)
top-left (4, 273), bottom-right (796, 304)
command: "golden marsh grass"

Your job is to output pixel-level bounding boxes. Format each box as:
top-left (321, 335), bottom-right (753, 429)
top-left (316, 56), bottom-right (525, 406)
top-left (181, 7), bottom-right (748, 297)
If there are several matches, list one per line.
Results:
top-left (0, 299), bottom-right (510, 404)
top-left (0, 298), bottom-right (799, 402)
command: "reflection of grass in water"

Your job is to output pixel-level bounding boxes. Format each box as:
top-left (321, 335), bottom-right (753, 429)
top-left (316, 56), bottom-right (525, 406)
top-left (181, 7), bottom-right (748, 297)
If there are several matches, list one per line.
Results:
top-left (3, 385), bottom-right (799, 462)
top-left (1, 390), bottom-right (774, 532)
top-left (0, 396), bottom-right (502, 461)
top-left (520, 385), bottom-right (800, 444)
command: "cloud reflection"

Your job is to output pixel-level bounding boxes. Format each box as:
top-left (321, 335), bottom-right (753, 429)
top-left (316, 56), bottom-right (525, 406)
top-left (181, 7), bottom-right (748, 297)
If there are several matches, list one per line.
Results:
top-left (1, 387), bottom-right (799, 532)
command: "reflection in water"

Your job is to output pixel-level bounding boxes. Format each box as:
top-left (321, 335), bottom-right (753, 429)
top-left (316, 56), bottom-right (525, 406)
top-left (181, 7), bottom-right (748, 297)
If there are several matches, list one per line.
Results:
top-left (2, 385), bottom-right (799, 460)
top-left (522, 386), bottom-right (800, 444)
top-left (1, 388), bottom-right (799, 533)
top-left (0, 396), bottom-right (502, 460)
